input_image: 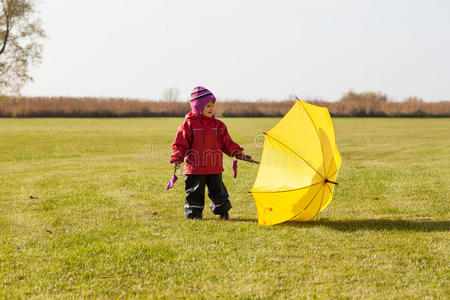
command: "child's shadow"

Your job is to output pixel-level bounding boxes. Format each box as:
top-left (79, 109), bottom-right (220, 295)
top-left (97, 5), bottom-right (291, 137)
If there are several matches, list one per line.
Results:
top-left (280, 218), bottom-right (450, 232)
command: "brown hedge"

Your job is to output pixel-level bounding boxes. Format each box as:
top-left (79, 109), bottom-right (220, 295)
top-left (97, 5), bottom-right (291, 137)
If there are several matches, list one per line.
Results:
top-left (0, 97), bottom-right (448, 118)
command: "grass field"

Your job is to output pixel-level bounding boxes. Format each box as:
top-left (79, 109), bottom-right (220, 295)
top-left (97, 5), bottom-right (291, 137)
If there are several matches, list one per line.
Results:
top-left (0, 117), bottom-right (449, 298)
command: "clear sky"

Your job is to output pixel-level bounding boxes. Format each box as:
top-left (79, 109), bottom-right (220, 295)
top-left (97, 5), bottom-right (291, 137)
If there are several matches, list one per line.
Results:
top-left (22, 0), bottom-right (450, 102)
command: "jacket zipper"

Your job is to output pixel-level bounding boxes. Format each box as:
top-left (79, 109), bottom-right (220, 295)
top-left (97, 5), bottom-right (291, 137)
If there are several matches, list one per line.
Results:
top-left (202, 120), bottom-right (206, 173)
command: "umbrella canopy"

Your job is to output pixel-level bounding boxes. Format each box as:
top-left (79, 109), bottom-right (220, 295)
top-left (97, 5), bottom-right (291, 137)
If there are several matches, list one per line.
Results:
top-left (250, 99), bottom-right (342, 225)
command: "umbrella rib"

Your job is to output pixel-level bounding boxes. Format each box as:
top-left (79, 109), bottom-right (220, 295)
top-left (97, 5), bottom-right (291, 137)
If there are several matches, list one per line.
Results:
top-left (328, 168), bottom-right (338, 179)
top-left (328, 102), bottom-right (339, 178)
top-left (286, 185), bottom-right (323, 222)
top-left (313, 183), bottom-right (326, 218)
top-left (326, 183), bottom-right (333, 193)
top-left (250, 181), bottom-right (323, 194)
top-left (264, 133), bottom-right (325, 179)
top-left (299, 100), bottom-right (328, 176)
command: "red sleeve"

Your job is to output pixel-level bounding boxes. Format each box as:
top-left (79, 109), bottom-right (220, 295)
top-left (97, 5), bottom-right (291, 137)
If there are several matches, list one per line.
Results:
top-left (170, 120), bottom-right (192, 163)
top-left (219, 122), bottom-right (243, 157)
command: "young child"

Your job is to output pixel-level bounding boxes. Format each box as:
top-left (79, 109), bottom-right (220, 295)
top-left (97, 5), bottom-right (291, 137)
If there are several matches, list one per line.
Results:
top-left (170, 86), bottom-right (246, 220)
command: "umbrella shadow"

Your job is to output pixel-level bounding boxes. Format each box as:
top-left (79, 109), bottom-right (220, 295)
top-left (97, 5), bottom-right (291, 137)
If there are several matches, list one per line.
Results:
top-left (227, 218), bottom-right (258, 223)
top-left (281, 218), bottom-right (450, 232)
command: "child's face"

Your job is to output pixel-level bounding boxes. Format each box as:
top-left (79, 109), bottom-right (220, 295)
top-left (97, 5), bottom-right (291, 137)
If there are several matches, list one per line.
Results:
top-left (202, 101), bottom-right (215, 117)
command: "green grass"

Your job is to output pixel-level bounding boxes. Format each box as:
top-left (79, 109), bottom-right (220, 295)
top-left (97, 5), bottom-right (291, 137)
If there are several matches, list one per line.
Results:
top-left (0, 117), bottom-right (449, 298)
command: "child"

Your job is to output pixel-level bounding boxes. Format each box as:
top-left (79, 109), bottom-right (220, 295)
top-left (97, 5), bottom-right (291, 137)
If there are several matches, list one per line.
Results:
top-left (170, 86), bottom-right (247, 220)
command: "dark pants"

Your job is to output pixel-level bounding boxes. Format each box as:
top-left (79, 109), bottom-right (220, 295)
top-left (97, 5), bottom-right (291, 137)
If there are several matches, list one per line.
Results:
top-left (184, 173), bottom-right (232, 219)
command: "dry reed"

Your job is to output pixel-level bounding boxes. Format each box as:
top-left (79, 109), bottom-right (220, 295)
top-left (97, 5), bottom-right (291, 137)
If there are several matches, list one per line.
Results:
top-left (0, 96), bottom-right (448, 118)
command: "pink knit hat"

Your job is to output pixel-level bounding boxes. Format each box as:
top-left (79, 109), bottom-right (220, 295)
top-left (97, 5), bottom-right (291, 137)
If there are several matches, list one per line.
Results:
top-left (190, 86), bottom-right (216, 114)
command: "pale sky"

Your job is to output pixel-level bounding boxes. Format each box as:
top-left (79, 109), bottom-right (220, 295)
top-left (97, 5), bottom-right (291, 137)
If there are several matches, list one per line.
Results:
top-left (23, 0), bottom-right (450, 102)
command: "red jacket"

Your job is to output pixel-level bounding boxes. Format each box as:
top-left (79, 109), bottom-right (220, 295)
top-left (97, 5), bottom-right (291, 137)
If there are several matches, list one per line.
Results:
top-left (170, 111), bottom-right (243, 174)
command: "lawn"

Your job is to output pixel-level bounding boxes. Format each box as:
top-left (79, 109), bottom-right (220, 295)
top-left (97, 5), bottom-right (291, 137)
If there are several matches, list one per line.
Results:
top-left (0, 117), bottom-right (449, 298)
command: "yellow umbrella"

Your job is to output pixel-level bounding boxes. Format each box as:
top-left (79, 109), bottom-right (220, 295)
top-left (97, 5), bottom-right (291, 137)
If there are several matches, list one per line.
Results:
top-left (250, 99), bottom-right (342, 225)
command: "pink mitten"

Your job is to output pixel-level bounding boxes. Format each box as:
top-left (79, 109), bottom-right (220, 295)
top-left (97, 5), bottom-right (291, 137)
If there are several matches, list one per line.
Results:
top-left (165, 174), bottom-right (178, 190)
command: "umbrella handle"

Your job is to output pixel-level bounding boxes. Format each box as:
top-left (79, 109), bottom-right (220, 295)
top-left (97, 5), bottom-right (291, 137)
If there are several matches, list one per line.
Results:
top-left (235, 153), bottom-right (260, 164)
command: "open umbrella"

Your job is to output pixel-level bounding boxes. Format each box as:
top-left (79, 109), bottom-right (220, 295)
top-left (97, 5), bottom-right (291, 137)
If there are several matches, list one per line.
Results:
top-left (250, 99), bottom-right (341, 225)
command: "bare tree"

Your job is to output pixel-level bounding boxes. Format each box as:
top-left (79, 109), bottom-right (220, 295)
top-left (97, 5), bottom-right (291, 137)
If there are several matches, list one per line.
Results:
top-left (403, 96), bottom-right (423, 103)
top-left (162, 88), bottom-right (180, 102)
top-left (340, 90), bottom-right (388, 102)
top-left (0, 0), bottom-right (45, 98)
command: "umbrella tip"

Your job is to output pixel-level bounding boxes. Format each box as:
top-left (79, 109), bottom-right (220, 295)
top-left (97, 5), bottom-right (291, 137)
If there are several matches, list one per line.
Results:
top-left (324, 179), bottom-right (339, 185)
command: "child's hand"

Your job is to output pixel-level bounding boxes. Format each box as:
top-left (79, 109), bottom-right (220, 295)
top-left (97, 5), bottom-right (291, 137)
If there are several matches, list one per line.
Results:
top-left (234, 150), bottom-right (245, 158)
top-left (235, 152), bottom-right (252, 162)
top-left (173, 161), bottom-right (181, 170)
